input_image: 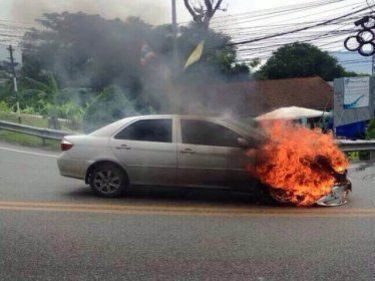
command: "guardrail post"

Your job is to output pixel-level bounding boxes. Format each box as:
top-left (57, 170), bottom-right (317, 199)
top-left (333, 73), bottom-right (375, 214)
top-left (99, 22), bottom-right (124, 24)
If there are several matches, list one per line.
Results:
top-left (370, 151), bottom-right (375, 161)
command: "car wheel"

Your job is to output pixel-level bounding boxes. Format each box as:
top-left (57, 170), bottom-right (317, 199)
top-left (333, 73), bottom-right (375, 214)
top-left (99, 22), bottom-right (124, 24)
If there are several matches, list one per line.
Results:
top-left (254, 183), bottom-right (278, 205)
top-left (89, 163), bottom-right (128, 198)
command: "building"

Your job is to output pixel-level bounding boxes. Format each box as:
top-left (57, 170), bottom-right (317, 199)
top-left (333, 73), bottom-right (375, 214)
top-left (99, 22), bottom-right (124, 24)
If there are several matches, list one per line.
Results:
top-left (181, 76), bottom-right (333, 118)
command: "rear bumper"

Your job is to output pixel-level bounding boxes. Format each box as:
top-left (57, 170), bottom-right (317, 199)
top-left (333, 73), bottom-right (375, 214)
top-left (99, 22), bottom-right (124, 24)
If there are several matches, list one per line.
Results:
top-left (57, 154), bottom-right (87, 180)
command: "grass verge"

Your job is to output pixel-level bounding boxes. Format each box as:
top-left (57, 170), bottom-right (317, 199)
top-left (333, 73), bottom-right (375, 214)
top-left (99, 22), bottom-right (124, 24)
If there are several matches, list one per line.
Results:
top-left (0, 130), bottom-right (60, 151)
top-left (345, 151), bottom-right (370, 161)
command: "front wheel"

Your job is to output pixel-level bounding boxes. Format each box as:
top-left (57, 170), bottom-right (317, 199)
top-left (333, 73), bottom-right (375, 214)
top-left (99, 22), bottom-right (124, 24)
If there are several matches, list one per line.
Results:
top-left (89, 164), bottom-right (128, 198)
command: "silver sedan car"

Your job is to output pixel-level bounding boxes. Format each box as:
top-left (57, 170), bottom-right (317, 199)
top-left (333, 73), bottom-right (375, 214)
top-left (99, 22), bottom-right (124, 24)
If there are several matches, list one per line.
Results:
top-left (57, 115), bottom-right (261, 197)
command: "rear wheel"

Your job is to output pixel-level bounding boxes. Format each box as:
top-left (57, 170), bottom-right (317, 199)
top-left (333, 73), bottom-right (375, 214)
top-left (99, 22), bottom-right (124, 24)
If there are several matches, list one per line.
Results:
top-left (89, 163), bottom-right (128, 198)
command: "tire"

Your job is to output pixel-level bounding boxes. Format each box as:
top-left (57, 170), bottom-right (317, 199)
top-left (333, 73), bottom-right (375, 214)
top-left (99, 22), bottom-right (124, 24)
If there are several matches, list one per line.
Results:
top-left (89, 163), bottom-right (128, 198)
top-left (256, 181), bottom-right (278, 206)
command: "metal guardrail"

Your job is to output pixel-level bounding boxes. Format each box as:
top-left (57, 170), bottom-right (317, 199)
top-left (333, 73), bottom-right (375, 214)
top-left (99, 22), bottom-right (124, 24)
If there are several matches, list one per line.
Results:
top-left (337, 140), bottom-right (375, 152)
top-left (0, 120), bottom-right (74, 142)
top-left (0, 111), bottom-right (82, 131)
top-left (1, 120), bottom-right (375, 152)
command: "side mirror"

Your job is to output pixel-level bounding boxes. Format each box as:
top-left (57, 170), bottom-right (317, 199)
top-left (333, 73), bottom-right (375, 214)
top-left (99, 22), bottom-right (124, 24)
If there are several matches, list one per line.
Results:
top-left (237, 137), bottom-right (250, 148)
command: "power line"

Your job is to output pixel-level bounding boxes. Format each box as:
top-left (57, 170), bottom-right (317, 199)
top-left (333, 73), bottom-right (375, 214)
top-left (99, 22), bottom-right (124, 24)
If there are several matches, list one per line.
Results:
top-left (212, 1), bottom-right (361, 29)
top-left (227, 5), bottom-right (372, 47)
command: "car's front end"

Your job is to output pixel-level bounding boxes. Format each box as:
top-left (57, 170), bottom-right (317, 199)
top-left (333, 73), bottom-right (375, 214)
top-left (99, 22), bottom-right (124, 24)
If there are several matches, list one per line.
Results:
top-left (316, 171), bottom-right (352, 207)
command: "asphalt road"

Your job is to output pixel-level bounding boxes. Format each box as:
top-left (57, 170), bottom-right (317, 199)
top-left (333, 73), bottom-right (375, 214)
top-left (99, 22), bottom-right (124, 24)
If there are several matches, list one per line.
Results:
top-left (0, 141), bottom-right (374, 281)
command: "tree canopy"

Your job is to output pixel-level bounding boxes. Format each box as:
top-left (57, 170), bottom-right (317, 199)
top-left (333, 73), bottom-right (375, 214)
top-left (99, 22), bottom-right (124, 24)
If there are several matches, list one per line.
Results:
top-left (21, 12), bottom-right (248, 88)
top-left (256, 42), bottom-right (357, 81)
top-left (19, 12), bottom-right (249, 114)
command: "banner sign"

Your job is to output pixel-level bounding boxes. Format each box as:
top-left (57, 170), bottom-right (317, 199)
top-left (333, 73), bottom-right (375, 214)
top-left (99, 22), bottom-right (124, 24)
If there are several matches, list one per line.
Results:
top-left (343, 77), bottom-right (370, 109)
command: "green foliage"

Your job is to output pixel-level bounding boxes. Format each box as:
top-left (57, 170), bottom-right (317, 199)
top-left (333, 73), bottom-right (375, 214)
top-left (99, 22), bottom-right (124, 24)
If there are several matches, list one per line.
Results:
top-left (0, 101), bottom-right (11, 113)
top-left (22, 12), bottom-right (152, 92)
top-left (10, 11), bottom-right (253, 123)
top-left (249, 58), bottom-right (261, 68)
top-left (18, 73), bottom-right (87, 122)
top-left (21, 12), bottom-right (250, 112)
top-left (21, 106), bottom-right (37, 115)
top-left (55, 102), bottom-right (85, 120)
top-left (256, 42), bottom-right (357, 81)
top-left (0, 81), bottom-right (16, 106)
top-left (83, 85), bottom-right (141, 133)
top-left (366, 119), bottom-right (375, 139)
top-left (21, 73), bottom-right (59, 105)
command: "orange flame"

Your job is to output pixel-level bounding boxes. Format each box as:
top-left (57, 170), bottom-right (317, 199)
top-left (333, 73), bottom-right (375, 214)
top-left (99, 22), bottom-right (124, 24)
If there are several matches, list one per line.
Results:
top-left (248, 120), bottom-right (349, 206)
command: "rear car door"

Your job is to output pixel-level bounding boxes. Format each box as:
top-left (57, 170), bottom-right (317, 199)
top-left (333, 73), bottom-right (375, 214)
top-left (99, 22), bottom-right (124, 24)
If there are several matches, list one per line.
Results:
top-left (176, 119), bottom-right (250, 187)
top-left (110, 118), bottom-right (177, 186)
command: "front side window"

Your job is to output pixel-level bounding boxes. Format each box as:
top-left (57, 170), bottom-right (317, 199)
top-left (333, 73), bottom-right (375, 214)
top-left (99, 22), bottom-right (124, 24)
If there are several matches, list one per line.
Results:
top-left (181, 120), bottom-right (241, 147)
top-left (115, 119), bottom-right (172, 143)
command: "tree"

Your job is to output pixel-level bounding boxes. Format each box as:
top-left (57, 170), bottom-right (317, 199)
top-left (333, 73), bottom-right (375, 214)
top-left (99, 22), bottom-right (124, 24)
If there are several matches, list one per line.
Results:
top-left (22, 13), bottom-right (152, 92)
top-left (21, 12), bottom-right (248, 91)
top-left (82, 85), bottom-right (140, 132)
top-left (20, 12), bottom-right (249, 116)
top-left (256, 42), bottom-right (357, 81)
top-left (366, 119), bottom-right (375, 139)
top-left (183, 0), bottom-right (225, 29)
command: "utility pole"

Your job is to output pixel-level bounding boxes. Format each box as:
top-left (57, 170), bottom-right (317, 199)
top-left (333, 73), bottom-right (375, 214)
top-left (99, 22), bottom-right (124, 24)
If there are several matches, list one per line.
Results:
top-left (171, 0), bottom-right (181, 113)
top-left (171, 0), bottom-right (178, 67)
top-left (7, 45), bottom-right (21, 123)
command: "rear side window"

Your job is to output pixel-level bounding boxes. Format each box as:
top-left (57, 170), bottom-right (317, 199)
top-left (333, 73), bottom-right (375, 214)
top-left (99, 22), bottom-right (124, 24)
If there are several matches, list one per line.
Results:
top-left (115, 119), bottom-right (172, 143)
top-left (181, 120), bottom-right (241, 147)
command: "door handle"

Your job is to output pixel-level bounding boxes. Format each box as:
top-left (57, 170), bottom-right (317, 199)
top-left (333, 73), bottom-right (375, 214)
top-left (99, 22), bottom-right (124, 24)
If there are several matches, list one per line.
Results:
top-left (116, 144), bottom-right (131, 150)
top-left (180, 148), bottom-right (195, 154)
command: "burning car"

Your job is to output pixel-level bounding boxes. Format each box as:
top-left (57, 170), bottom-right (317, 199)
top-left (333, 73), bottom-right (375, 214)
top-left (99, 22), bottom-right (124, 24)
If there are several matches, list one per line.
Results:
top-left (251, 120), bottom-right (352, 207)
top-left (57, 115), bottom-right (351, 206)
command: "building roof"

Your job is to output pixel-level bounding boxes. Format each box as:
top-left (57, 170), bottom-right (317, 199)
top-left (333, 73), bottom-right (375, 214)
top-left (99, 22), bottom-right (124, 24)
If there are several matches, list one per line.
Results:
top-left (181, 76), bottom-right (333, 118)
top-left (255, 106), bottom-right (332, 121)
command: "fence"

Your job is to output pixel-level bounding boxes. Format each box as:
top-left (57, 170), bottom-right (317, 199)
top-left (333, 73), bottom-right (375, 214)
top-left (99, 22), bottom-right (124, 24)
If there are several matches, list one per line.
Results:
top-left (0, 120), bottom-right (73, 145)
top-left (0, 111), bottom-right (82, 132)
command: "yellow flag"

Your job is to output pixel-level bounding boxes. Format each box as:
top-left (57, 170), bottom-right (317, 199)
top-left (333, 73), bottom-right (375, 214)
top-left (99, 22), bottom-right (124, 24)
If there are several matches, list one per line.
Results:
top-left (184, 40), bottom-right (205, 70)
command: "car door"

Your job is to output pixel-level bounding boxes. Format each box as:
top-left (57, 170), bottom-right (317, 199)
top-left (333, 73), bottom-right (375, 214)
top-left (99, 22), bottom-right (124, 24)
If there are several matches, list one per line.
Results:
top-left (110, 118), bottom-right (177, 186)
top-left (176, 119), bottom-right (250, 187)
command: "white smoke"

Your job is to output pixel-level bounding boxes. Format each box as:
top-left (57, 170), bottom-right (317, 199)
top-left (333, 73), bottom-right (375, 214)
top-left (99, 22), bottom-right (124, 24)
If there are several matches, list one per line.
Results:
top-left (10, 0), bottom-right (170, 25)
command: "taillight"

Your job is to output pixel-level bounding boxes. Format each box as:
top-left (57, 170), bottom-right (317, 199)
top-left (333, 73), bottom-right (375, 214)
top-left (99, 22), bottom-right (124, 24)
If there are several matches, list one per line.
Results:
top-left (61, 139), bottom-right (74, 151)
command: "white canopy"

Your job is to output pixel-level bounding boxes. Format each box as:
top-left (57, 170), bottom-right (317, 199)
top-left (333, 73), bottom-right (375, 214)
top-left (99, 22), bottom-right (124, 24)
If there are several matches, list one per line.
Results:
top-left (256, 106), bottom-right (331, 121)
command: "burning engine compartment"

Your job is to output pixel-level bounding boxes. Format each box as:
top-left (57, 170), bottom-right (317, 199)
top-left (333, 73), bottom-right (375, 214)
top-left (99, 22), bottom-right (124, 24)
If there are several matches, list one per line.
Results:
top-left (248, 120), bottom-right (351, 207)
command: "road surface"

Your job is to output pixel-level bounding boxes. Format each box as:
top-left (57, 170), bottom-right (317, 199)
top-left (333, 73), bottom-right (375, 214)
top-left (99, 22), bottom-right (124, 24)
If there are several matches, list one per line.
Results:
top-left (0, 141), bottom-right (374, 281)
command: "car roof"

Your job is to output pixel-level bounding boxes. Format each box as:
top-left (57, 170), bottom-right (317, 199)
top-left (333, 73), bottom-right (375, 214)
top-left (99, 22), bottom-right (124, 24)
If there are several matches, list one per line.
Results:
top-left (89, 115), bottom-right (220, 136)
top-left (90, 114), bottom-right (257, 138)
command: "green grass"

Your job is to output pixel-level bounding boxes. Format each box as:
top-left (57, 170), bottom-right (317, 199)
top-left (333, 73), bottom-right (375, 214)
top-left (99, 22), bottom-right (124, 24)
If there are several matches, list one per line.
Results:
top-left (345, 151), bottom-right (370, 162)
top-left (0, 130), bottom-right (60, 151)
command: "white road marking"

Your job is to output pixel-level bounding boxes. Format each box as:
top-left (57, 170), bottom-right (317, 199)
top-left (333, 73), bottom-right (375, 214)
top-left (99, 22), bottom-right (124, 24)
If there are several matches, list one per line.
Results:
top-left (0, 146), bottom-right (58, 158)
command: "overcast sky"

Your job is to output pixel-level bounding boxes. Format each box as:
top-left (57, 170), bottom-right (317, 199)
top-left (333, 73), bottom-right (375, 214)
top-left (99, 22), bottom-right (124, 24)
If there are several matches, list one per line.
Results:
top-left (0, 0), bottom-right (370, 71)
top-left (0, 0), bottom-right (299, 25)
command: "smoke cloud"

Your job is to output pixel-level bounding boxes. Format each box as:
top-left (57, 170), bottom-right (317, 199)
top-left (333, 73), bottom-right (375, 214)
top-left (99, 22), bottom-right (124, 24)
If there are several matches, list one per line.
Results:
top-left (10, 0), bottom-right (169, 25)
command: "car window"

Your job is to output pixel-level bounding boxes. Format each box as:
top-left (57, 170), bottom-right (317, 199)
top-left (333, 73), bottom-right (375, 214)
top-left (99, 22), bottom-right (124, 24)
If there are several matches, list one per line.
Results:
top-left (181, 120), bottom-right (241, 147)
top-left (115, 119), bottom-right (172, 143)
